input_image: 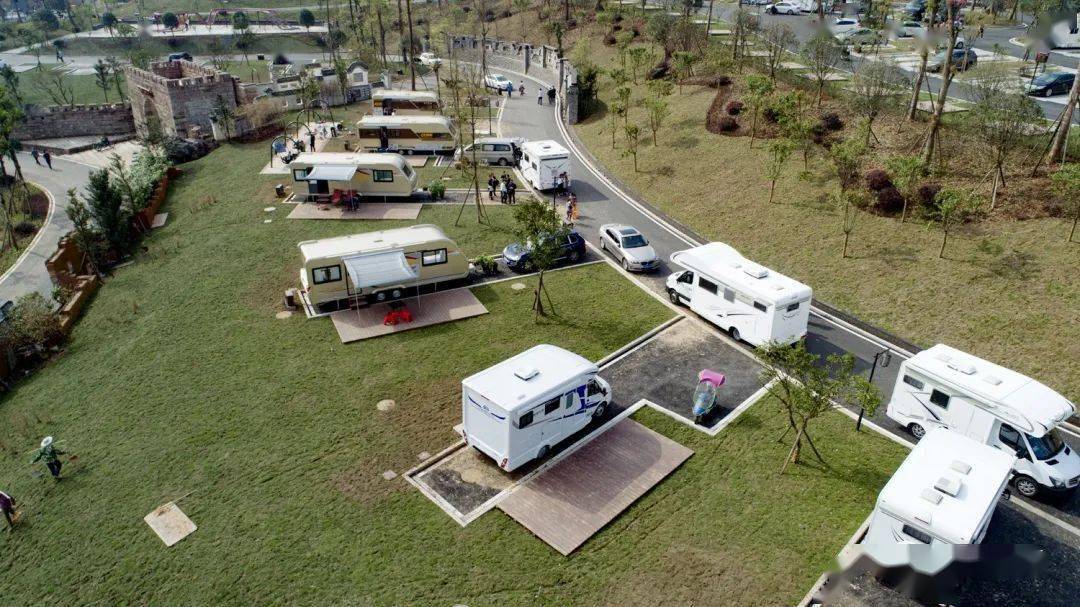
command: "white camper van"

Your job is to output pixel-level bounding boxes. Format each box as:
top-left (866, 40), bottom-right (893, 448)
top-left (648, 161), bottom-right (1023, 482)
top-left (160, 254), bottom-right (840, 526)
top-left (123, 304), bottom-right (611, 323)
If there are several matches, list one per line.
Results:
top-left (461, 344), bottom-right (611, 472)
top-left (519, 140), bottom-right (571, 191)
top-left (666, 242), bottom-right (812, 346)
top-left (864, 428), bottom-right (1014, 546)
top-left (886, 344), bottom-right (1080, 498)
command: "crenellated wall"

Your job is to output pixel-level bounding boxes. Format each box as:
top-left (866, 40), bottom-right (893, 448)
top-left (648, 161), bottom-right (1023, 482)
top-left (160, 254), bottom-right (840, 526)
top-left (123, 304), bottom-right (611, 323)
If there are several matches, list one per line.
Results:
top-left (125, 60), bottom-right (242, 139)
top-left (13, 103), bottom-right (136, 141)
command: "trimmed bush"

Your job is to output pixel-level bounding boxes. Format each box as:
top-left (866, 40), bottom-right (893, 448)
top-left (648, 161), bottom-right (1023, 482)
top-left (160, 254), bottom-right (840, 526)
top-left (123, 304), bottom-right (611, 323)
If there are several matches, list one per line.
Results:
top-left (717, 116), bottom-right (739, 133)
top-left (864, 169), bottom-right (892, 192)
top-left (716, 75), bottom-right (732, 86)
top-left (763, 107), bottom-right (781, 123)
top-left (874, 186), bottom-right (905, 214)
top-left (917, 182), bottom-right (942, 209)
top-left (821, 112), bottom-right (844, 131)
top-left (427, 181), bottom-right (446, 200)
top-left (725, 100), bottom-right (744, 115)
top-left (14, 221), bottom-right (36, 236)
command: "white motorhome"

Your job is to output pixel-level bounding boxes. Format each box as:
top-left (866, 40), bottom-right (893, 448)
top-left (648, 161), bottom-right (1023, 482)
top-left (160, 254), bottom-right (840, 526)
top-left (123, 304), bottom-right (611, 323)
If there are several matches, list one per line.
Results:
top-left (886, 344), bottom-right (1080, 498)
top-left (666, 242), bottom-right (812, 346)
top-left (519, 140), bottom-right (571, 191)
top-left (461, 344), bottom-right (611, 472)
top-left (864, 428), bottom-right (1014, 546)
top-left (1049, 13), bottom-right (1080, 49)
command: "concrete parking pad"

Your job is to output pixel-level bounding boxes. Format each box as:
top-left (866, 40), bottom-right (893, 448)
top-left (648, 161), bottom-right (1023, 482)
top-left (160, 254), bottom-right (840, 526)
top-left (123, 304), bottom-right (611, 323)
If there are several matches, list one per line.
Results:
top-left (329, 288), bottom-right (488, 343)
top-left (412, 444), bottom-right (526, 522)
top-left (286, 202), bottom-right (422, 220)
top-left (601, 319), bottom-right (764, 428)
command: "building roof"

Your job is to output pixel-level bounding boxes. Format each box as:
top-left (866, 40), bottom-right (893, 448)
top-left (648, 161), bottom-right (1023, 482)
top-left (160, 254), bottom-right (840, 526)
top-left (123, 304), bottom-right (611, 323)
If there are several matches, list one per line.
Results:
top-left (290, 152), bottom-right (409, 170)
top-left (298, 224), bottom-right (451, 262)
top-left (372, 89), bottom-right (438, 102)
top-left (520, 139), bottom-right (569, 158)
top-left (876, 428), bottom-right (1014, 544)
top-left (462, 345), bottom-right (596, 413)
top-left (670, 242), bottom-right (812, 306)
top-left (906, 344), bottom-right (1075, 437)
top-left (357, 115), bottom-right (453, 128)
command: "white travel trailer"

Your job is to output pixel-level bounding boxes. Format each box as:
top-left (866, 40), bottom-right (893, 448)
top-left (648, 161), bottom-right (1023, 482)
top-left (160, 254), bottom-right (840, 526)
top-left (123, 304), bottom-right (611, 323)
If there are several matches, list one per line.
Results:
top-left (886, 344), bottom-right (1080, 498)
top-left (666, 242), bottom-right (812, 346)
top-left (461, 344), bottom-right (611, 472)
top-left (288, 152), bottom-right (419, 200)
top-left (518, 140), bottom-right (571, 191)
top-left (864, 428), bottom-right (1014, 546)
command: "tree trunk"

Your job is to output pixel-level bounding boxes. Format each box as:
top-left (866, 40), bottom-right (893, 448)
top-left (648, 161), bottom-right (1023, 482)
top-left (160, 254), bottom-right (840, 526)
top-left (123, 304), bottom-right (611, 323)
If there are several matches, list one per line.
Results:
top-left (939, 225), bottom-right (949, 258)
top-left (1046, 59), bottom-right (1080, 165)
top-left (922, 9), bottom-right (959, 166)
top-left (1070, 215), bottom-right (1078, 242)
top-left (843, 231), bottom-right (850, 257)
top-left (376, 4), bottom-right (389, 70)
top-left (534, 270), bottom-right (546, 317)
top-left (769, 179), bottom-right (776, 203)
top-left (780, 426), bottom-right (803, 473)
top-left (906, 47), bottom-right (928, 121)
top-left (405, 0), bottom-right (417, 91)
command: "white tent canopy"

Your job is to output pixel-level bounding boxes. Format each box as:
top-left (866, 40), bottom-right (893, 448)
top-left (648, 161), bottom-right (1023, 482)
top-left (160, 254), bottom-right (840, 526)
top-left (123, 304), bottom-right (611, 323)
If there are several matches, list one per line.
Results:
top-left (342, 250), bottom-right (417, 289)
top-left (306, 165), bottom-right (358, 181)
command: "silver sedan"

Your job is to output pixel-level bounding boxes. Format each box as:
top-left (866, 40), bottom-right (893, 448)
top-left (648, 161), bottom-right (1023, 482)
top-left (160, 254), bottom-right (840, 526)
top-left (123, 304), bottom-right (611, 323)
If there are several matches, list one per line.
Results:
top-left (599, 224), bottom-right (660, 272)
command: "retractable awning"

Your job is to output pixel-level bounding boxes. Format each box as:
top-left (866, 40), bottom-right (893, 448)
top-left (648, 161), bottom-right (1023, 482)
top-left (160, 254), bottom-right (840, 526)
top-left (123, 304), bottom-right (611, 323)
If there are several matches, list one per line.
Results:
top-left (341, 250), bottom-right (417, 289)
top-left (306, 165), bottom-right (358, 181)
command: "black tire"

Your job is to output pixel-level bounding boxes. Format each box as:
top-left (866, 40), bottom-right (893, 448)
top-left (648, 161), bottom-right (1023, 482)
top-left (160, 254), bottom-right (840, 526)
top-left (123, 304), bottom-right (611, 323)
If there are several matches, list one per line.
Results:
top-left (537, 445), bottom-right (550, 461)
top-left (909, 423), bottom-right (926, 440)
top-left (1044, 88), bottom-right (1054, 98)
top-left (729, 326), bottom-right (741, 342)
top-left (498, 157), bottom-right (509, 166)
top-left (592, 401), bottom-right (607, 420)
top-left (1013, 475), bottom-right (1040, 498)
top-left (622, 257), bottom-right (630, 271)
top-left (668, 289), bottom-right (681, 305)
top-left (770, 7), bottom-right (778, 14)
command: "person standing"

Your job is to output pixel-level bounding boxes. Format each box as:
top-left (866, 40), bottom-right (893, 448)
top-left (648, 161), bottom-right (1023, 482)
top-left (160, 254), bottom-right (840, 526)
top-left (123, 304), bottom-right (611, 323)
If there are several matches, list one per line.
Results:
top-left (32, 436), bottom-right (66, 480)
top-left (537, 87), bottom-right (544, 105)
top-left (499, 178), bottom-right (509, 204)
top-left (0, 489), bottom-right (15, 530)
top-left (31, 149), bottom-right (40, 165)
top-left (487, 174), bottom-right (497, 200)
top-left (505, 82), bottom-right (513, 98)
top-left (518, 81), bottom-right (525, 96)
top-left (507, 180), bottom-right (517, 204)
top-left (308, 131), bottom-right (316, 151)
top-left (42, 151), bottom-right (52, 169)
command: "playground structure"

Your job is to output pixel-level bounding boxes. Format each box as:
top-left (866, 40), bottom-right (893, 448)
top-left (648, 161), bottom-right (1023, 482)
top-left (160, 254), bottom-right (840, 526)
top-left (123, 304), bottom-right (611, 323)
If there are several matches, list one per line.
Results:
top-left (204, 8), bottom-right (293, 29)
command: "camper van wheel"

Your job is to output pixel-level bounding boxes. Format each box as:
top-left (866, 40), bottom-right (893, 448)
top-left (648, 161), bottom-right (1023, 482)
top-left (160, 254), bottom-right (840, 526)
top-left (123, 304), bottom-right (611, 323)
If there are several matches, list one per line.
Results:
top-left (729, 327), bottom-right (741, 342)
top-left (668, 289), bottom-right (681, 305)
top-left (908, 423), bottom-right (926, 440)
top-left (537, 445), bottom-right (550, 461)
top-left (592, 402), bottom-right (607, 420)
top-left (1013, 475), bottom-right (1040, 498)
top-left (498, 158), bottom-right (509, 166)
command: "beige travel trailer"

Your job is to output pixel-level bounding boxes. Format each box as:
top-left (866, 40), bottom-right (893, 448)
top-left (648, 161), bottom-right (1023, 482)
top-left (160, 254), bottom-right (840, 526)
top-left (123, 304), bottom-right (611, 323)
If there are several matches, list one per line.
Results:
top-left (289, 152), bottom-right (419, 200)
top-left (356, 115), bottom-right (457, 154)
top-left (371, 89), bottom-right (441, 115)
top-left (298, 224), bottom-right (470, 312)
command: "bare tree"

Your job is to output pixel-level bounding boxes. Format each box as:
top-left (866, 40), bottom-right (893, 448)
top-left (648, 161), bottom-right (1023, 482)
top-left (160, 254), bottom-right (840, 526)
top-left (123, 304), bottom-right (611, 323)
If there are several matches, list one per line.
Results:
top-left (905, 0), bottom-right (938, 121)
top-left (33, 64), bottom-right (76, 106)
top-left (800, 29), bottom-right (842, 106)
top-left (762, 22), bottom-right (795, 81)
top-left (1046, 58), bottom-right (1080, 166)
top-left (921, 0), bottom-right (963, 166)
top-left (847, 60), bottom-right (900, 146)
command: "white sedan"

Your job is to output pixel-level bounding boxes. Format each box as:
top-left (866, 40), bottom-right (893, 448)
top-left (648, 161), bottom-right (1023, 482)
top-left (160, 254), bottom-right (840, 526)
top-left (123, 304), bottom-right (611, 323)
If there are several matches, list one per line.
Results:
top-left (417, 52), bottom-right (442, 67)
top-left (765, 1), bottom-right (801, 14)
top-left (599, 224), bottom-right (660, 272)
top-left (484, 73), bottom-right (511, 91)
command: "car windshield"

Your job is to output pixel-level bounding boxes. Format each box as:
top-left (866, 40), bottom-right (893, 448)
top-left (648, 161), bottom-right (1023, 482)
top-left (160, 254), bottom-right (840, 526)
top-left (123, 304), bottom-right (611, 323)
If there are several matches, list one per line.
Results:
top-left (1032, 74), bottom-right (1062, 85)
top-left (505, 242), bottom-right (528, 256)
top-left (621, 234), bottom-right (648, 248)
top-left (1026, 430), bottom-right (1066, 460)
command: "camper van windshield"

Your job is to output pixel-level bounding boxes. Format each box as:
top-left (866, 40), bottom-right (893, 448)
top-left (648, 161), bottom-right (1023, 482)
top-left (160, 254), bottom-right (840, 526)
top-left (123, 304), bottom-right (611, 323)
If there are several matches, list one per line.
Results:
top-left (1027, 429), bottom-right (1066, 460)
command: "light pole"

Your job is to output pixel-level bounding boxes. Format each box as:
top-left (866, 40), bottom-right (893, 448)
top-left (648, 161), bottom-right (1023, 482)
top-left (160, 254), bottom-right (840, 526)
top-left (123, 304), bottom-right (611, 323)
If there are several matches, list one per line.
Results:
top-left (857, 347), bottom-right (892, 431)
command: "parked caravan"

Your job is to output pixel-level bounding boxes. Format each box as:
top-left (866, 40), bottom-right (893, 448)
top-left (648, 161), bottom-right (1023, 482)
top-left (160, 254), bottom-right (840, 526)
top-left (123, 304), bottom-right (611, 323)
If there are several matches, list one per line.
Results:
top-left (519, 140), bottom-right (571, 190)
top-left (864, 428), bottom-right (1014, 546)
top-left (289, 152), bottom-right (418, 200)
top-left (371, 89), bottom-right (441, 115)
top-left (298, 224), bottom-right (469, 312)
top-left (666, 242), bottom-right (812, 346)
top-left (356, 115), bottom-right (457, 154)
top-left (461, 344), bottom-right (611, 472)
top-left (886, 344), bottom-right (1080, 497)
top-left (459, 137), bottom-right (523, 166)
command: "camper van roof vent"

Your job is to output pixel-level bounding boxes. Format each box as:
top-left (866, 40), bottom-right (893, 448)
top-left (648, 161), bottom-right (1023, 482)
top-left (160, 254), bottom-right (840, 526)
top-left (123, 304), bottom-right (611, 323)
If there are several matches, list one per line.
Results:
top-left (949, 460), bottom-right (972, 475)
top-left (513, 366), bottom-right (539, 381)
top-left (934, 475), bottom-right (963, 497)
top-left (982, 374), bottom-right (1003, 386)
top-left (742, 264), bottom-right (769, 279)
top-left (920, 488), bottom-right (943, 505)
top-left (936, 353), bottom-right (977, 375)
top-left (914, 509), bottom-right (933, 526)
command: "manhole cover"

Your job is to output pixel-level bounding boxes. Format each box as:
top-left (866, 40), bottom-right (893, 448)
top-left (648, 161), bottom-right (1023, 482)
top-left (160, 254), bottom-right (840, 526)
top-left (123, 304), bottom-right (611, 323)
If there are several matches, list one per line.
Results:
top-left (418, 451), bottom-right (431, 460)
top-left (264, 207), bottom-right (276, 212)
top-left (511, 282), bottom-right (526, 291)
top-left (382, 470), bottom-right (398, 480)
top-left (275, 310), bottom-right (293, 319)
top-left (376, 399), bottom-right (395, 412)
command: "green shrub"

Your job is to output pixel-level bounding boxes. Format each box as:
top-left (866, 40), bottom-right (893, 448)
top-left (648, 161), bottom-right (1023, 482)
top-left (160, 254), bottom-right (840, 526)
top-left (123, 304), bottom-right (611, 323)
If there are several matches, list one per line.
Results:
top-left (427, 180), bottom-right (446, 200)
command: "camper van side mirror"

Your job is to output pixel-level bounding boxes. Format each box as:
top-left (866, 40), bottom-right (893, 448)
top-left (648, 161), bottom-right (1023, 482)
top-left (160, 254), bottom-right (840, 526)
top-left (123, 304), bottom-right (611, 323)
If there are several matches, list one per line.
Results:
top-left (1015, 447), bottom-right (1030, 460)
top-left (882, 352), bottom-right (892, 368)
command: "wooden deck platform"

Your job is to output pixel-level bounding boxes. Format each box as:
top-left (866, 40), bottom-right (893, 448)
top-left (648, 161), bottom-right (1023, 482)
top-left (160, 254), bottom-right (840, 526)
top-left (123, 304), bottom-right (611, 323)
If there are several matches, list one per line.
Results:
top-left (287, 202), bottom-right (422, 220)
top-left (329, 288), bottom-right (488, 343)
top-left (498, 419), bottom-right (692, 555)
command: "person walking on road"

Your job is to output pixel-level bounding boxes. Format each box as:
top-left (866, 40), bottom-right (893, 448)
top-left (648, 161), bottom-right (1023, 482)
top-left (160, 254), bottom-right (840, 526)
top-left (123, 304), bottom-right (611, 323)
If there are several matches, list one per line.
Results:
top-left (30, 150), bottom-right (40, 165)
top-left (519, 81), bottom-right (525, 96)
top-left (32, 436), bottom-right (67, 480)
top-left (42, 151), bottom-right (52, 169)
top-left (537, 87), bottom-right (544, 105)
top-left (505, 82), bottom-right (513, 98)
top-left (0, 489), bottom-right (16, 530)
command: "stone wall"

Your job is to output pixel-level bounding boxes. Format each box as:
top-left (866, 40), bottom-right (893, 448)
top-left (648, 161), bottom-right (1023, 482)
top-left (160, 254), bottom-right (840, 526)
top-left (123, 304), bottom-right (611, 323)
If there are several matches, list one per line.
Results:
top-left (13, 103), bottom-right (136, 141)
top-left (126, 60), bottom-right (242, 139)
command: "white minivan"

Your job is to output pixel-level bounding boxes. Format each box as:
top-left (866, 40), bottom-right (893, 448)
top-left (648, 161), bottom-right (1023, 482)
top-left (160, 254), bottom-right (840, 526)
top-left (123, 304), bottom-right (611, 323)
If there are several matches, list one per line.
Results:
top-left (886, 344), bottom-right (1080, 498)
top-left (461, 344), bottom-right (611, 472)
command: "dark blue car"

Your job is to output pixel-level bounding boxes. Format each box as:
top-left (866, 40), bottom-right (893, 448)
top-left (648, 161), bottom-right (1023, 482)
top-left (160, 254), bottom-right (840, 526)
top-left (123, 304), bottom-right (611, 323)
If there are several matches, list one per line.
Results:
top-left (502, 231), bottom-right (587, 272)
top-left (1028, 73), bottom-right (1075, 98)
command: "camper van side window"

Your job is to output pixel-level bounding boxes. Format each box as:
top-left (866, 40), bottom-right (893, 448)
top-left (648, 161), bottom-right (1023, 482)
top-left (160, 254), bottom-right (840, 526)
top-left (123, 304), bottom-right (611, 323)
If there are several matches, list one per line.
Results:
top-left (518, 411), bottom-right (534, 429)
top-left (292, 169), bottom-right (308, 181)
top-left (422, 249), bottom-right (447, 266)
top-left (723, 287), bottom-right (735, 302)
top-left (753, 301), bottom-right (768, 312)
top-left (698, 278), bottom-right (719, 295)
top-left (929, 389), bottom-right (950, 409)
top-left (312, 265), bottom-right (342, 284)
top-left (544, 398), bottom-right (561, 415)
top-left (999, 424), bottom-right (1021, 449)
top-left (901, 524), bottom-right (933, 544)
top-left (902, 375), bottom-right (924, 390)
top-left (373, 169), bottom-right (394, 182)
top-left (786, 302), bottom-right (800, 312)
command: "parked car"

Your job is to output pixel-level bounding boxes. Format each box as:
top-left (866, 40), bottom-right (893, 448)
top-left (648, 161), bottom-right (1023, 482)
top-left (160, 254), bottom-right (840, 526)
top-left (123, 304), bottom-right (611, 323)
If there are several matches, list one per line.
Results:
top-left (897, 20), bottom-right (926, 38)
top-left (829, 18), bottom-right (861, 35)
top-left (167, 52), bottom-right (193, 62)
top-left (927, 48), bottom-right (977, 72)
top-left (837, 28), bottom-right (883, 46)
top-left (598, 224), bottom-right (660, 272)
top-left (903, 0), bottom-right (927, 19)
top-left (484, 73), bottom-right (511, 91)
top-left (1028, 72), bottom-right (1076, 97)
top-left (416, 52), bottom-right (442, 67)
top-left (502, 231), bottom-right (587, 271)
top-left (765, 1), bottom-right (801, 14)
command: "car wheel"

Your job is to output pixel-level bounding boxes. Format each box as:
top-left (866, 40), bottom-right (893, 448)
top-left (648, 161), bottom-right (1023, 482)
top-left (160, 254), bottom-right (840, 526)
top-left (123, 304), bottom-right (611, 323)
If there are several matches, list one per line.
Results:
top-left (1013, 475), bottom-right (1040, 498)
top-left (592, 401), bottom-right (607, 420)
top-left (537, 444), bottom-right (550, 461)
top-left (668, 289), bottom-right (681, 305)
top-left (908, 423), bottom-right (926, 440)
top-left (729, 326), bottom-right (741, 342)
top-left (622, 257), bottom-right (630, 271)
top-left (498, 157), bottom-right (509, 166)
top-left (770, 7), bottom-right (777, 14)
top-left (1044, 88), bottom-right (1054, 98)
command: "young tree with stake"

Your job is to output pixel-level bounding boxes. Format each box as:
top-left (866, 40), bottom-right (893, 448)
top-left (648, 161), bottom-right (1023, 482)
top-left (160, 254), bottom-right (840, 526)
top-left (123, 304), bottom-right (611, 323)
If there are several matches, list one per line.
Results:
top-left (744, 74), bottom-right (774, 148)
top-left (512, 200), bottom-right (570, 319)
top-left (623, 123), bottom-right (641, 171)
top-left (644, 97), bottom-right (670, 146)
top-left (765, 139), bottom-right (795, 204)
top-left (801, 29), bottom-right (842, 107)
top-left (932, 187), bottom-right (978, 258)
top-left (884, 154), bottom-right (924, 223)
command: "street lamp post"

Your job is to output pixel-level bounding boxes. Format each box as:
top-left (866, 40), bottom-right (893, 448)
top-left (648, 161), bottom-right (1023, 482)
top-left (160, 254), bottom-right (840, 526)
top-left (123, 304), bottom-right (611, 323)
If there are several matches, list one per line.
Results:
top-left (857, 347), bottom-right (892, 431)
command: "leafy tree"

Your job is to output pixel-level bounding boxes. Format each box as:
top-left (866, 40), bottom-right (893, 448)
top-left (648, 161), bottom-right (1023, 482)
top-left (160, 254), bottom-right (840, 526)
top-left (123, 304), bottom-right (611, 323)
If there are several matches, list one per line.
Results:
top-left (644, 97), bottom-right (670, 146)
top-left (647, 78), bottom-right (674, 100)
top-left (65, 188), bottom-right (104, 275)
top-left (1051, 164), bottom-right (1080, 242)
top-left (102, 12), bottom-right (117, 35)
top-left (765, 139), bottom-right (795, 204)
top-left (615, 31), bottom-right (633, 69)
top-left (762, 22), bottom-right (795, 80)
top-left (615, 85), bottom-right (632, 125)
top-left (608, 100), bottom-right (625, 148)
top-left (623, 123), bottom-right (641, 171)
top-left (106, 56), bottom-right (125, 102)
top-left (627, 46), bottom-right (652, 84)
top-left (32, 63), bottom-right (75, 106)
top-left (921, 0), bottom-right (963, 165)
top-left (646, 12), bottom-right (676, 62)
top-left (932, 187), bottom-right (979, 258)
top-left (0, 65), bottom-right (21, 105)
top-left (883, 154), bottom-right (924, 223)
top-left (33, 9), bottom-right (60, 33)
top-left (161, 12), bottom-right (179, 31)
top-left (232, 11), bottom-right (250, 31)
top-left (84, 168), bottom-right (130, 254)
top-left (672, 51), bottom-right (696, 93)
top-left (829, 136), bottom-right (867, 192)
top-left (801, 29), bottom-right (842, 106)
top-left (760, 341), bottom-right (881, 473)
top-left (832, 189), bottom-right (861, 258)
top-left (212, 95), bottom-right (236, 141)
top-left (848, 61), bottom-right (898, 146)
top-left (744, 74), bottom-right (774, 148)
top-left (512, 200), bottom-right (570, 318)
top-left (300, 9), bottom-right (316, 31)
top-left (94, 60), bottom-right (111, 102)
top-left (235, 29), bottom-right (257, 73)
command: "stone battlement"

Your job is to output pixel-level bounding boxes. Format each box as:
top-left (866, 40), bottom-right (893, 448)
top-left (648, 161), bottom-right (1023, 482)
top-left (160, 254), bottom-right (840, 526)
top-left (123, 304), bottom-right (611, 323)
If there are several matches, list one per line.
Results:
top-left (24, 102), bottom-right (130, 115)
top-left (126, 60), bottom-right (237, 90)
top-left (14, 103), bottom-right (135, 142)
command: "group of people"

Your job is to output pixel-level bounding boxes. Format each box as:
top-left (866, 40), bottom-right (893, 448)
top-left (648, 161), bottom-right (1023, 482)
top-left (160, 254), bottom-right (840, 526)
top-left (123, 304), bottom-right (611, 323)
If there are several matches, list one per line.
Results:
top-left (2, 436), bottom-right (72, 532)
top-left (499, 80), bottom-right (557, 106)
top-left (487, 173), bottom-right (518, 204)
top-left (29, 149), bottom-right (54, 169)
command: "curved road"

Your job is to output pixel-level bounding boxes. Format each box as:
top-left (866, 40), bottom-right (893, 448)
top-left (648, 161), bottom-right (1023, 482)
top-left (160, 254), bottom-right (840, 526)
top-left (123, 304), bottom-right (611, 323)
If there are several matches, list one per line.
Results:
top-left (0, 154), bottom-right (92, 303)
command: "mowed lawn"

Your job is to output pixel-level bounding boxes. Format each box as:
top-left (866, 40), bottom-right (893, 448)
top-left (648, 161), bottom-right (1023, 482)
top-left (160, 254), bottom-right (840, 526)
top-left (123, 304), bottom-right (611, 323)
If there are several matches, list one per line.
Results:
top-left (15, 67), bottom-right (126, 106)
top-left (0, 138), bottom-right (908, 604)
top-left (574, 41), bottom-right (1080, 401)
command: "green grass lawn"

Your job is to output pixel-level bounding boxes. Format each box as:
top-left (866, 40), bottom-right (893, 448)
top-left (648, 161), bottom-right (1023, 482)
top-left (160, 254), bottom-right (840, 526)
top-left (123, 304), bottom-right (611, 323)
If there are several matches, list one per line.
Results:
top-left (14, 67), bottom-right (126, 106)
top-left (56, 33), bottom-right (322, 57)
top-left (0, 185), bottom-right (49, 276)
top-left (572, 37), bottom-right (1080, 401)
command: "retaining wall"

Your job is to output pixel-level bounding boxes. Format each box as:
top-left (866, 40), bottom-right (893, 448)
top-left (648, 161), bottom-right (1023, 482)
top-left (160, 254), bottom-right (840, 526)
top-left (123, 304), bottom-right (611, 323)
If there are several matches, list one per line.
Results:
top-left (13, 103), bottom-right (136, 141)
